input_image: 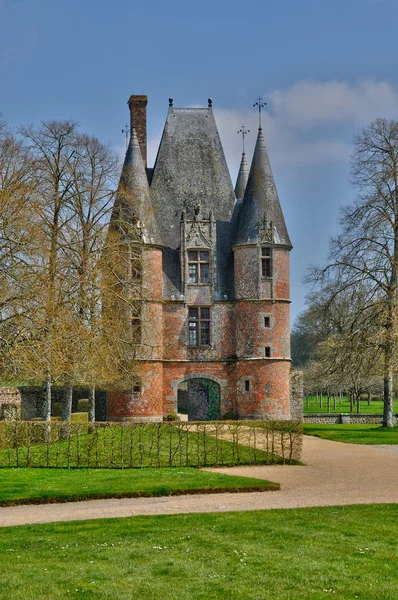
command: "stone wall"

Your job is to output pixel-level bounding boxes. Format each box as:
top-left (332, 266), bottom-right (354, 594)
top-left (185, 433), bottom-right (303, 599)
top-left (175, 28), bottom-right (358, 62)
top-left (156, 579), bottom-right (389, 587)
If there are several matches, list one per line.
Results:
top-left (290, 370), bottom-right (303, 421)
top-left (304, 413), bottom-right (397, 425)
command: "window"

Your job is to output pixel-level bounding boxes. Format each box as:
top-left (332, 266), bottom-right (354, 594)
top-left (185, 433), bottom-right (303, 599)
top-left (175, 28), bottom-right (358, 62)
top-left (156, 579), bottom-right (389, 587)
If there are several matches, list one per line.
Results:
top-left (264, 346), bottom-right (271, 357)
top-left (264, 316), bottom-right (271, 328)
top-left (188, 250), bottom-right (210, 284)
top-left (133, 384), bottom-right (141, 394)
top-left (261, 247), bottom-right (272, 278)
top-left (132, 314), bottom-right (141, 342)
top-left (188, 307), bottom-right (211, 346)
top-left (245, 380), bottom-right (250, 392)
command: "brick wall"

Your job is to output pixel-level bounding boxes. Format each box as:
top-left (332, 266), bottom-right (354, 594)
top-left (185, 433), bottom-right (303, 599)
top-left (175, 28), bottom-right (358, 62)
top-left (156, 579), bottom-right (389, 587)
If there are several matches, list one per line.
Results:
top-left (128, 95), bottom-right (148, 166)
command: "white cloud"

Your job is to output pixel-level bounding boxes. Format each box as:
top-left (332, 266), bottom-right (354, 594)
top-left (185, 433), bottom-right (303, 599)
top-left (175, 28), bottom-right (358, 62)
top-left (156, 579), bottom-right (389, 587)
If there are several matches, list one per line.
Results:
top-left (145, 79), bottom-right (398, 174)
top-left (268, 79), bottom-right (398, 129)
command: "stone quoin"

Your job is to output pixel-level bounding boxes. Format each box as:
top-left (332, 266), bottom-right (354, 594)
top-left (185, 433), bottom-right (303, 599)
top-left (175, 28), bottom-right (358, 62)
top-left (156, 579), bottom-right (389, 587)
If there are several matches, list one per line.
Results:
top-left (106, 95), bottom-right (292, 421)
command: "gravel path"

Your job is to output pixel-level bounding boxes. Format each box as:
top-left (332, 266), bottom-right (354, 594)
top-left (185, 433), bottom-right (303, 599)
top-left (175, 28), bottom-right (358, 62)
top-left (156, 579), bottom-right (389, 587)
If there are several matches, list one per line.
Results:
top-left (0, 436), bottom-right (397, 527)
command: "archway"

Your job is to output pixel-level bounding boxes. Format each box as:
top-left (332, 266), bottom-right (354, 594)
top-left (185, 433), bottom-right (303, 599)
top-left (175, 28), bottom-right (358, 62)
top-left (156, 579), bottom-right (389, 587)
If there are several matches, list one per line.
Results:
top-left (177, 378), bottom-right (220, 421)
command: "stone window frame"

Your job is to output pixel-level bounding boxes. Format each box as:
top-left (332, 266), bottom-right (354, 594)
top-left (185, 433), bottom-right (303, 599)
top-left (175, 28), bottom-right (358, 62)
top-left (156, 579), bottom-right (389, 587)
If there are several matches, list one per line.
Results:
top-left (259, 344), bottom-right (273, 358)
top-left (187, 306), bottom-right (211, 347)
top-left (187, 249), bottom-right (211, 285)
top-left (259, 312), bottom-right (273, 330)
top-left (239, 376), bottom-right (254, 394)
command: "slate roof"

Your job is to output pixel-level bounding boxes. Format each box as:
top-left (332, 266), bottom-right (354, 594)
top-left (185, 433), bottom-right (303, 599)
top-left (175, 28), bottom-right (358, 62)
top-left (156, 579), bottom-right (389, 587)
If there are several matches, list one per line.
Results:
top-left (234, 128), bottom-right (292, 248)
top-left (235, 152), bottom-right (249, 200)
top-left (110, 129), bottom-right (160, 245)
top-left (150, 107), bottom-right (236, 298)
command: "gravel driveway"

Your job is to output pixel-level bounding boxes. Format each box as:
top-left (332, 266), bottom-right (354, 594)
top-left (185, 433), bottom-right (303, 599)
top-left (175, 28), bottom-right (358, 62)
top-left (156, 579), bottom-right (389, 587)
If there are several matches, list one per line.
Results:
top-left (0, 435), bottom-right (397, 527)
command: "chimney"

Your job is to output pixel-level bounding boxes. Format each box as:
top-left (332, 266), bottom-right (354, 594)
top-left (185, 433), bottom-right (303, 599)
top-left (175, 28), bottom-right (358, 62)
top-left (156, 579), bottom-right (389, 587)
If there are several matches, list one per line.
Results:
top-left (128, 95), bottom-right (148, 167)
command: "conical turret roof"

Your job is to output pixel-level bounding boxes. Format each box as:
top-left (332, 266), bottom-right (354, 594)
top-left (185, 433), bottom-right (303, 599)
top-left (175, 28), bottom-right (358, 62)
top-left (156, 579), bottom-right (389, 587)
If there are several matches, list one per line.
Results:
top-left (234, 128), bottom-right (291, 248)
top-left (110, 129), bottom-right (160, 245)
top-left (235, 152), bottom-right (249, 200)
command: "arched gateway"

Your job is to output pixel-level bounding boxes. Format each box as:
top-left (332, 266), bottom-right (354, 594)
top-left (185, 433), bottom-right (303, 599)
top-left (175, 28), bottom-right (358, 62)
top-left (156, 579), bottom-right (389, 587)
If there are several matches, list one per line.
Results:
top-left (177, 378), bottom-right (220, 421)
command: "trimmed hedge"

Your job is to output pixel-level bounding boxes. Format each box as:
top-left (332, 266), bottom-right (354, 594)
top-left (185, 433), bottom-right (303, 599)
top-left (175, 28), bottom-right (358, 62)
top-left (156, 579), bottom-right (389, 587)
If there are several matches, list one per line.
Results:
top-left (0, 420), bottom-right (302, 468)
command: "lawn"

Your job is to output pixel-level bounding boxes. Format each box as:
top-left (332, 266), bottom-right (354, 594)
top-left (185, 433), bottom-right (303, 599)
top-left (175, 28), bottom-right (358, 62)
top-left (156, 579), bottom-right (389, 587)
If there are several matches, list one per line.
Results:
top-left (0, 504), bottom-right (397, 599)
top-left (304, 423), bottom-right (398, 444)
top-left (0, 467), bottom-right (278, 507)
top-left (303, 394), bottom-right (398, 414)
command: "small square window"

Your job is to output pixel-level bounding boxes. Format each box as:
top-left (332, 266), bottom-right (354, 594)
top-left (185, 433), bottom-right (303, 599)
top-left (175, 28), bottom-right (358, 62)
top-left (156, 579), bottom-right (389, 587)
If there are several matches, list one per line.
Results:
top-left (133, 385), bottom-right (141, 394)
top-left (245, 380), bottom-right (250, 392)
top-left (265, 347), bottom-right (271, 357)
top-left (264, 316), bottom-right (271, 328)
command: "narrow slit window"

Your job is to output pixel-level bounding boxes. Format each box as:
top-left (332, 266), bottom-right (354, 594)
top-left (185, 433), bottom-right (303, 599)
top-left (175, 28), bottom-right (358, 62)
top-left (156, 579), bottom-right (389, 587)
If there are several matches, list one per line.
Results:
top-left (245, 380), bottom-right (250, 392)
top-left (264, 316), bottom-right (271, 328)
top-left (132, 315), bottom-right (141, 343)
top-left (261, 247), bottom-right (272, 278)
top-left (265, 346), bottom-right (271, 358)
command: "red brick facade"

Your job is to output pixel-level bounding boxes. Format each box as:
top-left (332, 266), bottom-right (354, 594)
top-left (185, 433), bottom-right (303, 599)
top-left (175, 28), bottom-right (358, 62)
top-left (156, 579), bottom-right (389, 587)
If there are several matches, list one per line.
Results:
top-left (107, 98), bottom-right (292, 422)
top-left (107, 244), bottom-right (292, 421)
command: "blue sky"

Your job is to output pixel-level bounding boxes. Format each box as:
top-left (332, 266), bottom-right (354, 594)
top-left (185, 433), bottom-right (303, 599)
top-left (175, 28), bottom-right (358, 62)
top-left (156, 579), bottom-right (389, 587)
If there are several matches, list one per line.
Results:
top-left (1, 0), bottom-right (398, 322)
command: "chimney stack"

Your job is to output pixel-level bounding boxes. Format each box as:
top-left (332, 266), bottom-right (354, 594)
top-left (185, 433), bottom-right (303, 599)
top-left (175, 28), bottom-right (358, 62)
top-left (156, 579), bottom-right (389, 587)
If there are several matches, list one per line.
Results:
top-left (128, 95), bottom-right (148, 167)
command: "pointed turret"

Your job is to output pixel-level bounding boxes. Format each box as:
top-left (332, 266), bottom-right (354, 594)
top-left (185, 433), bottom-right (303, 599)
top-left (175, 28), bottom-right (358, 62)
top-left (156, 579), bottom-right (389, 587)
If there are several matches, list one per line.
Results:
top-left (110, 128), bottom-right (160, 245)
top-left (234, 128), bottom-right (291, 248)
top-left (235, 152), bottom-right (249, 200)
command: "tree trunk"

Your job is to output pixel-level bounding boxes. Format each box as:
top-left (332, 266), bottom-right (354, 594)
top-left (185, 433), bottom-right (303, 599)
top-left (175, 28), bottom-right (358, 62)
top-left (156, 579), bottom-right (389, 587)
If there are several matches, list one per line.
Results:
top-left (62, 380), bottom-right (73, 421)
top-left (333, 394), bottom-right (337, 410)
top-left (356, 395), bottom-right (360, 414)
top-left (383, 346), bottom-right (394, 427)
top-left (327, 394), bottom-right (330, 413)
top-left (43, 373), bottom-right (52, 422)
top-left (367, 392), bottom-right (371, 406)
top-left (88, 386), bottom-right (95, 423)
top-left (320, 393), bottom-right (323, 409)
top-left (349, 394), bottom-right (353, 413)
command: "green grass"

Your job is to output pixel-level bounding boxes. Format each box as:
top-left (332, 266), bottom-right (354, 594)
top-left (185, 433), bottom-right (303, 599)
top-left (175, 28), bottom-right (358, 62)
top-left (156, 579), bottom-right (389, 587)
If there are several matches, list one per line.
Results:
top-left (304, 394), bottom-right (398, 414)
top-left (0, 505), bottom-right (397, 599)
top-left (0, 422), bottom-right (300, 468)
top-left (304, 423), bottom-right (398, 444)
top-left (0, 467), bottom-right (279, 507)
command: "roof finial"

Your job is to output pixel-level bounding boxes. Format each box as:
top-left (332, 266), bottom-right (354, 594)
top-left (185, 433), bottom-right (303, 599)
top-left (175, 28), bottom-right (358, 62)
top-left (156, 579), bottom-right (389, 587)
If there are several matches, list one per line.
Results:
top-left (237, 124), bottom-right (250, 154)
top-left (121, 123), bottom-right (130, 151)
top-left (253, 97), bottom-right (267, 129)
top-left (169, 97), bottom-right (173, 107)
top-left (208, 98), bottom-right (212, 108)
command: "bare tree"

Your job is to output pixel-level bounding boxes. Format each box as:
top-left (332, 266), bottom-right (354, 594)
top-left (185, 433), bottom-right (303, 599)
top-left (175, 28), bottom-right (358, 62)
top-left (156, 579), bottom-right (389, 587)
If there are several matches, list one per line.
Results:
top-left (309, 118), bottom-right (398, 427)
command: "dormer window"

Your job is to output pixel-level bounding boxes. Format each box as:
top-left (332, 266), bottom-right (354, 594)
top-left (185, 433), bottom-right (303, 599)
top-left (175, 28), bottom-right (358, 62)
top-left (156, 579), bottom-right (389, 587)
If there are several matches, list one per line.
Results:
top-left (261, 247), bottom-right (272, 278)
top-left (188, 250), bottom-right (210, 284)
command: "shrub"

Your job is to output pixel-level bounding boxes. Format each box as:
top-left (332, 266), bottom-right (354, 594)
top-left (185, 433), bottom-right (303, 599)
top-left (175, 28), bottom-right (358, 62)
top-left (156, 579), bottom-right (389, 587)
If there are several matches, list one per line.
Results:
top-left (77, 399), bottom-right (89, 412)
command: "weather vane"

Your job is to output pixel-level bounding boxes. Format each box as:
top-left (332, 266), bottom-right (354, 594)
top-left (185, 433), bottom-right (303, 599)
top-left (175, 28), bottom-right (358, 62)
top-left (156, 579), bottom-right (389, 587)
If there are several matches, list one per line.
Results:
top-left (253, 97), bottom-right (267, 129)
top-left (237, 125), bottom-right (250, 154)
top-left (121, 123), bottom-right (130, 150)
